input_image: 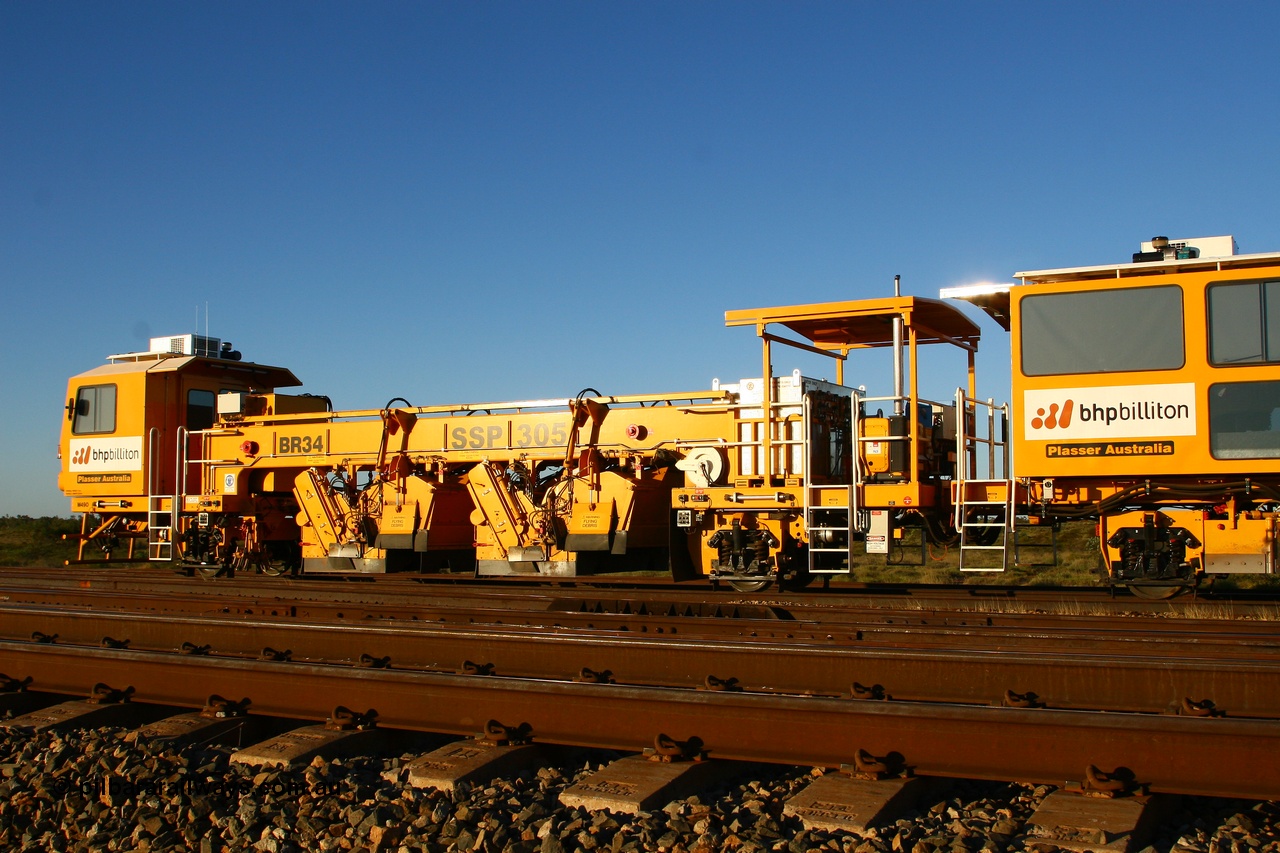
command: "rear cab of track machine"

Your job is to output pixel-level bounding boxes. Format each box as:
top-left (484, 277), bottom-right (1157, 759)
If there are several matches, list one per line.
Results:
top-left (949, 236), bottom-right (1280, 592)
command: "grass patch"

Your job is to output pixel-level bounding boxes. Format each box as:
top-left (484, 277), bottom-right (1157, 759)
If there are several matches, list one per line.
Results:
top-left (0, 516), bottom-right (81, 567)
top-left (844, 520), bottom-right (1106, 587)
top-left (1204, 574), bottom-right (1280, 592)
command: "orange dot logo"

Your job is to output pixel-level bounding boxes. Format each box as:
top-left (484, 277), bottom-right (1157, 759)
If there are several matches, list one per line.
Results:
top-left (1030, 400), bottom-right (1074, 430)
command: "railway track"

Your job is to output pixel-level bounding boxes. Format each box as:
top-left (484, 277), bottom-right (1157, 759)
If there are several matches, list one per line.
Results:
top-left (4, 564), bottom-right (1280, 616)
top-left (0, 569), bottom-right (1276, 801)
top-left (5, 601), bottom-right (1280, 713)
top-left (6, 641), bottom-right (1279, 798)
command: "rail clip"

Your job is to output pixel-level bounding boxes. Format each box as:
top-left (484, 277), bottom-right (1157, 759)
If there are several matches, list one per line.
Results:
top-left (481, 719), bottom-right (534, 745)
top-left (645, 733), bottom-right (706, 763)
top-left (201, 694), bottom-right (251, 719)
top-left (87, 682), bottom-right (135, 705)
top-left (326, 705), bottom-right (378, 731)
top-left (0, 674), bottom-right (32, 693)
top-left (842, 748), bottom-right (910, 780)
top-left (1076, 765), bottom-right (1143, 798)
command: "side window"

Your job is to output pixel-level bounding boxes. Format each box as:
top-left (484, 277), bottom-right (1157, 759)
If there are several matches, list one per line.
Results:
top-left (1020, 285), bottom-right (1184, 376)
top-left (1208, 280), bottom-right (1280, 364)
top-left (187, 389), bottom-right (216, 431)
top-left (1209, 380), bottom-right (1280, 458)
top-left (72, 385), bottom-right (117, 434)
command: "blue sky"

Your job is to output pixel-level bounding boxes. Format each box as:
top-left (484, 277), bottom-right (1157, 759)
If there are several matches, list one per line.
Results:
top-left (4, 2), bottom-right (1278, 516)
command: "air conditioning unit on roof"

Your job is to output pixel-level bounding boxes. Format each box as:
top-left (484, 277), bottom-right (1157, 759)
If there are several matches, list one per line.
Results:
top-left (1138, 235), bottom-right (1237, 259)
top-left (149, 334), bottom-right (221, 357)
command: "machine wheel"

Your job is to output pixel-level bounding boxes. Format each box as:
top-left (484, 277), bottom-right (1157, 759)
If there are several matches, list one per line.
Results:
top-left (1126, 583), bottom-right (1186, 600)
top-left (728, 578), bottom-right (772, 593)
top-left (258, 542), bottom-right (301, 577)
top-left (258, 554), bottom-right (293, 577)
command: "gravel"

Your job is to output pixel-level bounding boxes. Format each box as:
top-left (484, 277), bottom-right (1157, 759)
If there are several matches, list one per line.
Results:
top-left (0, 725), bottom-right (1275, 853)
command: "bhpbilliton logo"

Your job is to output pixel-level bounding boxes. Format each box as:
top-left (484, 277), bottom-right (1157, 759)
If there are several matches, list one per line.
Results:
top-left (71, 446), bottom-right (91, 465)
top-left (1030, 400), bottom-right (1074, 430)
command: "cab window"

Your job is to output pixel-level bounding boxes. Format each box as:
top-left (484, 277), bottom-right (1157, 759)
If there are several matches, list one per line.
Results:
top-left (1209, 380), bottom-right (1280, 458)
top-left (72, 384), bottom-right (117, 434)
top-left (1208, 280), bottom-right (1280, 365)
top-left (1020, 285), bottom-right (1184, 376)
top-left (187, 389), bottom-right (216, 431)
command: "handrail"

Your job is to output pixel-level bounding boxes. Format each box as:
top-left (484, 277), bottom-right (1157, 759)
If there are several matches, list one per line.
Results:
top-left (223, 390), bottom-right (737, 425)
top-left (953, 389), bottom-right (1008, 483)
top-left (147, 427), bottom-right (161, 499)
top-left (175, 426), bottom-right (189, 508)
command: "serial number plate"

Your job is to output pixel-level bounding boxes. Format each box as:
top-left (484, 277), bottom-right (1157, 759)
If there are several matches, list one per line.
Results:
top-left (447, 419), bottom-right (569, 450)
top-left (277, 434), bottom-right (325, 454)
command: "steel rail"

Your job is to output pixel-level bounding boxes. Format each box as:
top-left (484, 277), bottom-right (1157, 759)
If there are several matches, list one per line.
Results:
top-left (0, 640), bottom-right (1274, 800)
top-left (2, 605), bottom-right (1279, 717)
top-left (2, 582), bottom-right (1280, 649)
top-left (6, 564), bottom-right (1280, 614)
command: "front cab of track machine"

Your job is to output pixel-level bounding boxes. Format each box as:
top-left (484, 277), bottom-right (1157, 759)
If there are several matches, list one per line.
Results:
top-left (58, 334), bottom-right (302, 565)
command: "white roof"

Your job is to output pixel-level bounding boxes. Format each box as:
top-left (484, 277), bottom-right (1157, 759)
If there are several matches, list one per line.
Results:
top-left (1014, 250), bottom-right (1280, 284)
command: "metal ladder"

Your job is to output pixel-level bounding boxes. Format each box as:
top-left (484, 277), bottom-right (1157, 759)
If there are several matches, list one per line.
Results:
top-left (804, 391), bottom-right (860, 575)
top-left (146, 495), bottom-right (173, 560)
top-left (952, 390), bottom-right (1014, 573)
top-left (146, 426), bottom-right (190, 562)
top-left (955, 479), bottom-right (1012, 572)
top-left (806, 485), bottom-right (856, 573)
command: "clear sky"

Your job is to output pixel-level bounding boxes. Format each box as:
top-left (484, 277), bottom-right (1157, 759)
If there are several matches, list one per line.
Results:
top-left (4, 1), bottom-right (1279, 517)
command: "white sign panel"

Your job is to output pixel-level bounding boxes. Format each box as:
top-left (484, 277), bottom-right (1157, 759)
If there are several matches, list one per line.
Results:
top-left (68, 436), bottom-right (144, 471)
top-left (1024, 383), bottom-right (1197, 440)
top-left (865, 510), bottom-right (890, 554)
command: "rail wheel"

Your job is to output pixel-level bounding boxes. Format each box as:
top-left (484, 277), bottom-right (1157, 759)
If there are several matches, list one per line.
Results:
top-left (1126, 583), bottom-right (1186, 600)
top-left (258, 542), bottom-right (302, 578)
top-left (728, 578), bottom-right (772, 593)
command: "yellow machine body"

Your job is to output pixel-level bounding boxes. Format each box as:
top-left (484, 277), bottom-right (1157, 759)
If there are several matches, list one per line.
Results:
top-left (57, 237), bottom-right (1280, 594)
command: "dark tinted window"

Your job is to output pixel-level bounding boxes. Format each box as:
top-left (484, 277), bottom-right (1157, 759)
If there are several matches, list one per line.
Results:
top-left (1209, 380), bottom-right (1280, 458)
top-left (187, 389), bottom-right (216, 431)
top-left (1020, 285), bottom-right (1184, 376)
top-left (1208, 280), bottom-right (1280, 364)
